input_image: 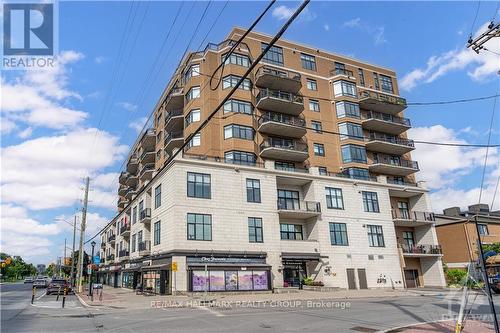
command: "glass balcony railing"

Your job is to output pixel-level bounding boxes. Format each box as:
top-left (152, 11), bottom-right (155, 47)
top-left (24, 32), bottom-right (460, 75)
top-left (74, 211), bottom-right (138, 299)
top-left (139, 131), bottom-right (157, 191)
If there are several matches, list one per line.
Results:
top-left (140, 208), bottom-right (151, 221)
top-left (277, 200), bottom-right (321, 213)
top-left (361, 110), bottom-right (411, 126)
top-left (257, 88), bottom-right (304, 104)
top-left (260, 138), bottom-right (308, 153)
top-left (258, 112), bottom-right (306, 128)
top-left (373, 156), bottom-right (419, 170)
top-left (366, 132), bottom-right (415, 147)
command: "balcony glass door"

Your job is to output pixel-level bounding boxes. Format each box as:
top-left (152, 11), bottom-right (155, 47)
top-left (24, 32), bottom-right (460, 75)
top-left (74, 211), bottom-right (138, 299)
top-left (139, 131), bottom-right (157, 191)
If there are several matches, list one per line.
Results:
top-left (277, 190), bottom-right (300, 210)
top-left (403, 231), bottom-right (415, 248)
top-left (398, 202), bottom-right (410, 219)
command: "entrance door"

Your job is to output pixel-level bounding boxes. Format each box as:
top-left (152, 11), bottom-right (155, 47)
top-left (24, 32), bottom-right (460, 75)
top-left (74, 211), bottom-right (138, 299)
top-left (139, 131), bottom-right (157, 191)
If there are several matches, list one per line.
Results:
top-left (404, 269), bottom-right (420, 288)
top-left (357, 269), bottom-right (368, 289)
top-left (346, 269), bottom-right (356, 290)
top-left (283, 267), bottom-right (301, 287)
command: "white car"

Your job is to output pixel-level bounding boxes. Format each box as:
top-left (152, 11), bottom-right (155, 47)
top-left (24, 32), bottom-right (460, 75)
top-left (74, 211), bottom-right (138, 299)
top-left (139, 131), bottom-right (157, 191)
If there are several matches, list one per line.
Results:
top-left (33, 278), bottom-right (48, 288)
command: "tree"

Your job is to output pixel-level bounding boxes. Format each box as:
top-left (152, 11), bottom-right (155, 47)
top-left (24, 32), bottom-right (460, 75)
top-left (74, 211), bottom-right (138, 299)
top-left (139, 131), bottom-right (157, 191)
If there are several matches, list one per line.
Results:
top-left (483, 243), bottom-right (500, 254)
top-left (0, 253), bottom-right (37, 281)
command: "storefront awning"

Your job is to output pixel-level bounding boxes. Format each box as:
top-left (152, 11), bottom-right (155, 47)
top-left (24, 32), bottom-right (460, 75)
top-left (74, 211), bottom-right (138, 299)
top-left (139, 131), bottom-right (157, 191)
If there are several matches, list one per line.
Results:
top-left (281, 252), bottom-right (322, 260)
top-left (141, 264), bottom-right (170, 271)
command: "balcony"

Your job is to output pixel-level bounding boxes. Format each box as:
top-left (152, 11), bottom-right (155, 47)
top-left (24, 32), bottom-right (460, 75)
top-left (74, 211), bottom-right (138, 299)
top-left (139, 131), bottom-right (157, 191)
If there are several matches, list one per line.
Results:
top-left (399, 244), bottom-right (442, 257)
top-left (257, 112), bottom-right (307, 138)
top-left (119, 171), bottom-right (129, 185)
top-left (124, 188), bottom-right (136, 200)
top-left (260, 138), bottom-right (309, 162)
top-left (139, 208), bottom-right (151, 224)
top-left (164, 130), bottom-right (183, 153)
top-left (100, 241), bottom-right (106, 248)
top-left (140, 128), bottom-right (156, 150)
top-left (120, 224), bottom-right (130, 237)
top-left (370, 157), bottom-right (419, 176)
top-left (140, 149), bottom-right (155, 164)
top-left (126, 154), bottom-right (139, 174)
top-left (106, 254), bottom-right (115, 263)
top-left (118, 250), bottom-right (130, 260)
top-left (138, 241), bottom-right (151, 256)
top-left (256, 88), bottom-right (304, 116)
top-left (164, 108), bottom-right (183, 131)
top-left (118, 184), bottom-right (127, 196)
top-left (125, 174), bottom-right (138, 188)
top-left (330, 68), bottom-right (356, 81)
top-left (277, 200), bottom-right (321, 219)
top-left (164, 87), bottom-right (184, 111)
top-left (365, 133), bottom-right (415, 155)
top-left (139, 163), bottom-right (155, 181)
top-left (255, 66), bottom-right (302, 93)
top-left (361, 110), bottom-right (411, 135)
top-left (117, 197), bottom-right (127, 209)
top-left (392, 210), bottom-right (435, 227)
top-left (358, 90), bottom-right (407, 115)
top-left (108, 234), bottom-right (116, 243)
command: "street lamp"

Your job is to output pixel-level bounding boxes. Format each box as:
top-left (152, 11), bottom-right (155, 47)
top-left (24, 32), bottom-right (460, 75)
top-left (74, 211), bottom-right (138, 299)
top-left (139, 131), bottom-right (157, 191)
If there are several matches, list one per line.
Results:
top-left (88, 241), bottom-right (96, 298)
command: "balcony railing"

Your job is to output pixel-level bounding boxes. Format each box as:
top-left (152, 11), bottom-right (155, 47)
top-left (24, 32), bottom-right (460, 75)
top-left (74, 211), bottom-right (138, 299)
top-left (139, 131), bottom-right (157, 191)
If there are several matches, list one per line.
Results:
top-left (140, 208), bottom-right (151, 221)
top-left (257, 88), bottom-right (304, 104)
top-left (139, 163), bottom-right (155, 178)
top-left (373, 157), bottom-right (419, 170)
top-left (164, 130), bottom-right (183, 145)
top-left (361, 110), bottom-right (411, 126)
top-left (106, 254), bottom-right (115, 261)
top-left (120, 224), bottom-right (130, 235)
top-left (400, 244), bottom-right (442, 255)
top-left (165, 108), bottom-right (183, 124)
top-left (256, 66), bottom-right (301, 82)
top-left (330, 171), bottom-right (378, 182)
top-left (108, 234), bottom-right (116, 242)
top-left (274, 164), bottom-right (309, 173)
top-left (392, 209), bottom-right (435, 221)
top-left (138, 240), bottom-right (151, 252)
top-left (182, 153), bottom-right (265, 168)
top-left (366, 133), bottom-right (415, 147)
top-left (118, 250), bottom-right (130, 258)
top-left (258, 112), bottom-right (306, 128)
top-left (386, 177), bottom-right (418, 187)
top-left (100, 241), bottom-right (106, 248)
top-left (277, 200), bottom-right (321, 213)
top-left (359, 90), bottom-right (407, 107)
top-left (330, 68), bottom-right (354, 77)
top-left (260, 138), bottom-right (308, 153)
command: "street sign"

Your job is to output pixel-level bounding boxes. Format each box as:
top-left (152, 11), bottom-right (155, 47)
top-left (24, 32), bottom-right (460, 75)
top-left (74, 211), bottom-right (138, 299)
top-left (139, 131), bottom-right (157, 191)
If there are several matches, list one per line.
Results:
top-left (87, 265), bottom-right (92, 275)
top-left (172, 262), bottom-right (178, 272)
top-left (93, 255), bottom-right (100, 264)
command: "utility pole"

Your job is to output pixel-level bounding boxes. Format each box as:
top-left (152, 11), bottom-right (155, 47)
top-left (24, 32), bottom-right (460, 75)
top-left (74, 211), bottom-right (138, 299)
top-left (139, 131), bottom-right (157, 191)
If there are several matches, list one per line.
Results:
top-left (77, 177), bottom-right (90, 293)
top-left (63, 238), bottom-right (66, 277)
top-left (70, 215), bottom-right (77, 287)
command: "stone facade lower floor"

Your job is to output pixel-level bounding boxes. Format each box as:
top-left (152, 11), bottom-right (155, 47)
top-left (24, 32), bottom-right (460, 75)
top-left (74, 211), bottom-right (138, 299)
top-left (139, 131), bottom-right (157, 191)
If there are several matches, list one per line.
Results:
top-left (97, 250), bottom-right (446, 294)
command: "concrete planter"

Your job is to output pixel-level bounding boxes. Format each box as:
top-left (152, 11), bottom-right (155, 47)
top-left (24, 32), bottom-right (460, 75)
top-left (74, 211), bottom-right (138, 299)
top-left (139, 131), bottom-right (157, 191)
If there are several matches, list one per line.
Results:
top-left (302, 286), bottom-right (341, 292)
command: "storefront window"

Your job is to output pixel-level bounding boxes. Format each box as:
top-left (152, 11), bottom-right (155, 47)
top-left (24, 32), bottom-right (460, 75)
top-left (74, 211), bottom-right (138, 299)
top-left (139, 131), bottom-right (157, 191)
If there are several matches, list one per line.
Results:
top-left (238, 271), bottom-right (253, 290)
top-left (209, 271), bottom-right (225, 291)
top-left (143, 270), bottom-right (160, 294)
top-left (252, 271), bottom-right (268, 290)
top-left (225, 271), bottom-right (238, 290)
top-left (191, 269), bottom-right (269, 291)
top-left (192, 270), bottom-right (208, 292)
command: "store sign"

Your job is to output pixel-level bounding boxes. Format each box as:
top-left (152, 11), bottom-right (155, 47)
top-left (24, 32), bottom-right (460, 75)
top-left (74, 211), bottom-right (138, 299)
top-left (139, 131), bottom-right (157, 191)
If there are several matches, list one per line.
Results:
top-left (187, 256), bottom-right (266, 265)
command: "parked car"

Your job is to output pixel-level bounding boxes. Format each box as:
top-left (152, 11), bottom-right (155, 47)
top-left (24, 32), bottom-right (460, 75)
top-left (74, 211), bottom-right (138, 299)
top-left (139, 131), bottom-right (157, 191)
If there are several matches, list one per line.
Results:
top-left (24, 277), bottom-right (34, 284)
top-left (33, 278), bottom-right (48, 288)
top-left (46, 278), bottom-right (71, 295)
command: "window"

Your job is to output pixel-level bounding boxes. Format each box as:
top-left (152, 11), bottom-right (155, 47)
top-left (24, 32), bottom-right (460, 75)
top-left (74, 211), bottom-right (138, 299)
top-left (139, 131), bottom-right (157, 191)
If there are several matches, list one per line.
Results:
top-left (185, 109), bottom-right (201, 126)
top-left (187, 213), bottom-right (212, 241)
top-left (222, 52), bottom-right (250, 67)
top-left (262, 43), bottom-right (284, 66)
top-left (362, 191), bottom-right (380, 213)
top-left (325, 187), bottom-right (344, 209)
top-left (478, 224), bottom-right (489, 236)
top-left (131, 234), bottom-right (136, 252)
top-left (367, 225), bottom-right (384, 247)
top-left (336, 101), bottom-right (360, 118)
top-left (280, 224), bottom-right (303, 240)
top-left (402, 231), bottom-right (414, 248)
top-left (301, 53), bottom-right (316, 71)
top-left (138, 230), bottom-right (143, 245)
top-left (397, 201), bottom-right (410, 219)
top-left (275, 161), bottom-right (295, 172)
top-left (341, 145), bottom-right (367, 163)
top-left (222, 75), bottom-right (251, 90)
top-left (311, 121), bottom-right (322, 133)
top-left (339, 122), bottom-right (363, 140)
top-left (358, 68), bottom-right (365, 86)
top-left (340, 167), bottom-right (370, 180)
top-left (184, 63), bottom-right (200, 82)
top-left (309, 99), bottom-right (320, 112)
top-left (334, 62), bottom-right (346, 75)
top-left (187, 172), bottom-right (211, 199)
top-left (306, 79), bottom-right (317, 91)
top-left (329, 223), bottom-right (348, 246)
top-left (313, 143), bottom-right (325, 156)
top-left (318, 167), bottom-right (327, 175)
top-left (138, 200), bottom-right (144, 215)
top-left (186, 133), bottom-right (201, 149)
top-left (333, 80), bottom-right (357, 98)
top-left (154, 221), bottom-right (161, 245)
top-left (224, 124), bottom-right (254, 140)
top-left (154, 184), bottom-right (162, 209)
top-left (224, 151), bottom-right (256, 166)
top-left (248, 217), bottom-right (263, 243)
top-left (373, 72), bottom-right (380, 90)
top-left (380, 74), bottom-right (394, 93)
top-left (186, 86), bottom-right (200, 101)
top-left (223, 99), bottom-right (253, 114)
top-left (132, 206), bottom-right (137, 224)
top-left (246, 179), bottom-right (261, 203)
top-left (277, 189), bottom-right (300, 210)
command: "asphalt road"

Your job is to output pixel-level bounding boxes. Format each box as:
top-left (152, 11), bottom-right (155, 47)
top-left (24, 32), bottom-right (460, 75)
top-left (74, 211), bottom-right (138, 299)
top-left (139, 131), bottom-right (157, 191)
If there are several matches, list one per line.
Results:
top-left (1, 284), bottom-right (499, 333)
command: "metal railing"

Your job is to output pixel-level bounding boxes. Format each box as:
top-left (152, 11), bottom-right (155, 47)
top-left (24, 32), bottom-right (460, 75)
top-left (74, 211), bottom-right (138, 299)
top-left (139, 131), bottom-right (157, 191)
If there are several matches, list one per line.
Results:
top-left (256, 66), bottom-right (301, 82)
top-left (392, 209), bottom-right (435, 221)
top-left (257, 88), bottom-right (304, 104)
top-left (128, 154), bottom-right (139, 164)
top-left (164, 131), bottom-right (184, 145)
top-left (330, 68), bottom-right (354, 77)
top-left (330, 171), bottom-right (378, 182)
top-left (182, 152), bottom-right (266, 168)
top-left (118, 250), bottom-right (130, 258)
top-left (139, 163), bottom-right (155, 179)
top-left (386, 177), bottom-right (418, 187)
top-left (277, 200), bottom-right (321, 213)
top-left (140, 208), bottom-right (151, 221)
top-left (258, 111), bottom-right (306, 128)
top-left (106, 254), bottom-right (115, 261)
top-left (361, 110), bottom-right (411, 126)
top-left (400, 244), bottom-right (442, 255)
top-left (274, 164), bottom-right (309, 173)
top-left (373, 156), bottom-right (419, 170)
top-left (108, 234), bottom-right (116, 242)
top-left (120, 224), bottom-right (130, 235)
top-left (358, 90), bottom-right (407, 107)
top-left (260, 138), bottom-right (308, 153)
top-left (165, 108), bottom-right (183, 124)
top-left (138, 241), bottom-right (151, 252)
top-left (366, 132), bottom-right (415, 147)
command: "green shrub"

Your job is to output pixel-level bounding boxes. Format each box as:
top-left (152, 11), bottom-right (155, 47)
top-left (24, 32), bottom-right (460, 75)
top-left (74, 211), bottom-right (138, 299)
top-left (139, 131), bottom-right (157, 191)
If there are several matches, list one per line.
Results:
top-left (446, 269), bottom-right (467, 285)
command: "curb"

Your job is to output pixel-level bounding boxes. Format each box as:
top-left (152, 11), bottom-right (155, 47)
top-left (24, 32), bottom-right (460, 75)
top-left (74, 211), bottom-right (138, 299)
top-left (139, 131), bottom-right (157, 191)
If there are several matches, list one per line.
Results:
top-left (376, 319), bottom-right (451, 333)
top-left (75, 292), bottom-right (101, 308)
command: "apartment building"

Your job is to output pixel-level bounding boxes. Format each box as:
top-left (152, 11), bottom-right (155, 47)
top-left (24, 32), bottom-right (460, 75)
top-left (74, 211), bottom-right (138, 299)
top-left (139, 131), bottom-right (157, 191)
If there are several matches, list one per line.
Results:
top-left (435, 204), bottom-right (500, 269)
top-left (97, 27), bottom-right (445, 293)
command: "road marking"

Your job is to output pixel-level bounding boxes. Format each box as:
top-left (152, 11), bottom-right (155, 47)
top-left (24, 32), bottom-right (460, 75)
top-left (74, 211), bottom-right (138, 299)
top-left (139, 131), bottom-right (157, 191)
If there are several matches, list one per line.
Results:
top-left (196, 305), bottom-right (225, 317)
top-left (36, 291), bottom-right (47, 300)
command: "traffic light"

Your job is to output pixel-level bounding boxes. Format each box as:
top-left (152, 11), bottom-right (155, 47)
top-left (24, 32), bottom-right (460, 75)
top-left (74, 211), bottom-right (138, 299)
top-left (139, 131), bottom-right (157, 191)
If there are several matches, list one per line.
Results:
top-left (5, 257), bottom-right (12, 265)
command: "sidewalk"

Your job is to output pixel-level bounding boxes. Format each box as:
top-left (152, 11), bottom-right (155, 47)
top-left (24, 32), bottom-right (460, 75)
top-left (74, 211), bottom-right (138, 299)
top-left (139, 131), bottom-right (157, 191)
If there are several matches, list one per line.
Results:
top-left (76, 287), bottom-right (458, 310)
top-left (382, 319), bottom-right (493, 332)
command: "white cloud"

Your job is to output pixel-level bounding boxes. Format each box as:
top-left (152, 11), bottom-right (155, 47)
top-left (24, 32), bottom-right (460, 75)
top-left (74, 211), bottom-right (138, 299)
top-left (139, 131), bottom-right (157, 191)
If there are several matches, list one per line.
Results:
top-left (400, 21), bottom-right (500, 91)
top-left (129, 117), bottom-right (148, 133)
top-left (1, 118), bottom-right (17, 135)
top-left (342, 17), bottom-right (386, 46)
top-left (272, 5), bottom-right (316, 22)
top-left (1, 204), bottom-right (60, 236)
top-left (117, 101), bottom-right (138, 112)
top-left (94, 56), bottom-right (107, 64)
top-left (17, 127), bottom-right (33, 139)
top-left (0, 128), bottom-right (128, 210)
top-left (0, 232), bottom-right (53, 262)
top-left (323, 24), bottom-right (330, 32)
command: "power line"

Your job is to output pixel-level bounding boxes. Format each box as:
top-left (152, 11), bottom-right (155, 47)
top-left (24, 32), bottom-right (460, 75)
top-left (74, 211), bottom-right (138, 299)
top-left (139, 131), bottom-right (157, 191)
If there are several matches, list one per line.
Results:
top-left (406, 94), bottom-right (500, 106)
top-left (470, 1), bottom-right (482, 38)
top-left (478, 93), bottom-right (497, 204)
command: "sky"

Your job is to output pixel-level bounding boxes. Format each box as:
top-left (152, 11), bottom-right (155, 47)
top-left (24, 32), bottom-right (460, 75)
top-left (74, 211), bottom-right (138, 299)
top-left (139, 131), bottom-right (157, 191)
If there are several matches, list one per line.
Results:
top-left (1, 1), bottom-right (499, 265)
